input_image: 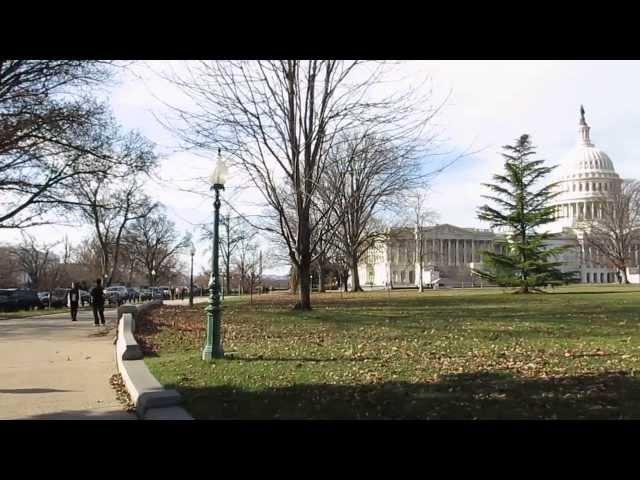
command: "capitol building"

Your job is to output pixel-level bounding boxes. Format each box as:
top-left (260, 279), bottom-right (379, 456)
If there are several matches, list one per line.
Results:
top-left (358, 108), bottom-right (640, 288)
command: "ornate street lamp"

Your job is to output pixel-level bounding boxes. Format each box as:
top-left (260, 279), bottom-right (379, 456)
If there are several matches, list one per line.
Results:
top-left (203, 148), bottom-right (228, 361)
top-left (189, 244), bottom-right (196, 307)
top-left (151, 269), bottom-right (156, 287)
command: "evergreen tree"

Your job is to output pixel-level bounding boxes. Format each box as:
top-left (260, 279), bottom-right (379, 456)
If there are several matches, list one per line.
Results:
top-left (473, 134), bottom-right (577, 293)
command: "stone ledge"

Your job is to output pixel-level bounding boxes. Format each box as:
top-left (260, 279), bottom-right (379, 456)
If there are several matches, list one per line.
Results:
top-left (116, 354), bottom-right (183, 418)
top-left (116, 313), bottom-right (143, 360)
top-left (117, 299), bottom-right (163, 322)
top-left (114, 299), bottom-right (189, 419)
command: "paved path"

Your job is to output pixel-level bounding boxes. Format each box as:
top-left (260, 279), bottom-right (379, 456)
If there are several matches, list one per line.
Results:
top-left (0, 309), bottom-right (136, 420)
top-left (163, 296), bottom-right (209, 306)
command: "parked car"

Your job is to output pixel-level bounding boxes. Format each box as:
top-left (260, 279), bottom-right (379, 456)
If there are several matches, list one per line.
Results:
top-left (79, 289), bottom-right (91, 305)
top-left (151, 287), bottom-right (164, 300)
top-left (127, 287), bottom-right (140, 302)
top-left (49, 288), bottom-right (68, 308)
top-left (37, 291), bottom-right (50, 304)
top-left (0, 289), bottom-right (43, 312)
top-left (139, 288), bottom-right (153, 301)
top-left (105, 286), bottom-right (129, 304)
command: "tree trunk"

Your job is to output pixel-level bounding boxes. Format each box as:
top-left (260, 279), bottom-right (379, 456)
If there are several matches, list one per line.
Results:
top-left (295, 260), bottom-right (311, 310)
top-left (226, 261), bottom-right (231, 297)
top-left (289, 266), bottom-right (299, 294)
top-left (350, 257), bottom-right (362, 292)
top-left (621, 268), bottom-right (629, 284)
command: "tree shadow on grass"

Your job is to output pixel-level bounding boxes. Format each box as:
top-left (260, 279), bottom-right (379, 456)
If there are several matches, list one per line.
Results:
top-left (172, 371), bottom-right (640, 420)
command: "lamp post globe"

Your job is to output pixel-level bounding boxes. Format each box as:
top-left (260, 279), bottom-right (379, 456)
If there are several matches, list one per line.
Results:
top-left (151, 269), bottom-right (156, 287)
top-left (189, 245), bottom-right (196, 307)
top-left (203, 148), bottom-right (228, 361)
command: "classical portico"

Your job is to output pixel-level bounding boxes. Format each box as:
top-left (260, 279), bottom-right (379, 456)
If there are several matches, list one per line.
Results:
top-left (359, 224), bottom-right (506, 288)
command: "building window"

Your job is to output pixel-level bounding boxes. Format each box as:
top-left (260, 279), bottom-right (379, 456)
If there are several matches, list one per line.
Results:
top-left (401, 271), bottom-right (406, 283)
top-left (579, 183), bottom-right (583, 191)
top-left (586, 273), bottom-right (590, 283)
top-left (409, 270), bottom-right (414, 284)
top-left (604, 183), bottom-right (608, 191)
top-left (586, 183), bottom-right (589, 191)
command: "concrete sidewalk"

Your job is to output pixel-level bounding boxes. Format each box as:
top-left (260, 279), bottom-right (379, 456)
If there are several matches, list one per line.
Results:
top-left (0, 309), bottom-right (136, 420)
top-left (163, 296), bottom-right (209, 306)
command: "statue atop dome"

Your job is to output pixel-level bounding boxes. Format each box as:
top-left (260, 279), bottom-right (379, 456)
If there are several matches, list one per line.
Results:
top-left (580, 105), bottom-right (586, 125)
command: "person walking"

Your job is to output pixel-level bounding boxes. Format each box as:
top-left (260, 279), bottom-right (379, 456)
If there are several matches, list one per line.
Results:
top-left (90, 278), bottom-right (106, 326)
top-left (67, 282), bottom-right (80, 322)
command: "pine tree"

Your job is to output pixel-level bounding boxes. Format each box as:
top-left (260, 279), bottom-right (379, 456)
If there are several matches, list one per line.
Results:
top-left (473, 134), bottom-right (577, 293)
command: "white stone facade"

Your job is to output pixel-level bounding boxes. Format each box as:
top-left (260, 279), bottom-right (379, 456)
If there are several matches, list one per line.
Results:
top-left (358, 224), bottom-right (507, 288)
top-left (358, 107), bottom-right (639, 287)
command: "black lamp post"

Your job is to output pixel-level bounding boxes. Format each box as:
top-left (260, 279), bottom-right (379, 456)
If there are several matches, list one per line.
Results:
top-left (189, 244), bottom-right (195, 307)
top-left (203, 149), bottom-right (228, 361)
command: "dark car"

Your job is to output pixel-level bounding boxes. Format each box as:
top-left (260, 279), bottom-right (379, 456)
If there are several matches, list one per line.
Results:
top-left (49, 288), bottom-right (68, 308)
top-left (139, 288), bottom-right (153, 301)
top-left (151, 287), bottom-right (164, 300)
top-left (127, 287), bottom-right (140, 302)
top-left (79, 290), bottom-right (91, 305)
top-left (0, 289), bottom-right (43, 312)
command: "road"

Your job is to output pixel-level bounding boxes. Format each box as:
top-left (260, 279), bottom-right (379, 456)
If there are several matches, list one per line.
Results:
top-left (0, 308), bottom-right (136, 420)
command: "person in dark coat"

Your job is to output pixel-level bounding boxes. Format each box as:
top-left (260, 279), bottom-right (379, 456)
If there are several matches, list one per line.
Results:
top-left (90, 278), bottom-right (106, 326)
top-left (68, 282), bottom-right (80, 321)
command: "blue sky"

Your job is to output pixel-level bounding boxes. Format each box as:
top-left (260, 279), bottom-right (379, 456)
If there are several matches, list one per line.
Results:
top-left (4, 60), bottom-right (640, 276)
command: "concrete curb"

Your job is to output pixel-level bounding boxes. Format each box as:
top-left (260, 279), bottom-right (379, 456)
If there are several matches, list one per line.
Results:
top-left (114, 301), bottom-right (193, 420)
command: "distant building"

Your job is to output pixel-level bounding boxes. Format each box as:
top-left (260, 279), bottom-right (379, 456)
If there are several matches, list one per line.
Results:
top-left (358, 108), bottom-right (639, 287)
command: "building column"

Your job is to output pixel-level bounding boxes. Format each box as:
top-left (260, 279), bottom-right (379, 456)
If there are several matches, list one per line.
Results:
top-left (432, 236), bottom-right (436, 264)
top-left (450, 239), bottom-right (454, 266)
top-left (471, 240), bottom-right (476, 263)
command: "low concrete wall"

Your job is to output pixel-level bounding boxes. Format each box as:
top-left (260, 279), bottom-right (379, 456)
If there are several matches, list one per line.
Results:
top-left (114, 301), bottom-right (193, 420)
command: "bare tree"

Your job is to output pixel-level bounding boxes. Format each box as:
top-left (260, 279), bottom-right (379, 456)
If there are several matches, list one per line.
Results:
top-left (10, 232), bottom-right (60, 290)
top-left (247, 249), bottom-right (264, 304)
top-left (125, 209), bottom-right (191, 287)
top-left (0, 244), bottom-right (22, 287)
top-left (0, 60), bottom-right (123, 229)
top-left (404, 189), bottom-right (439, 292)
top-left (76, 174), bottom-right (156, 286)
top-left (233, 232), bottom-right (259, 295)
top-left (164, 60), bottom-right (442, 310)
top-left (321, 131), bottom-right (438, 291)
top-left (200, 211), bottom-right (253, 296)
top-left (584, 180), bottom-right (640, 284)
top-left (74, 236), bottom-right (104, 283)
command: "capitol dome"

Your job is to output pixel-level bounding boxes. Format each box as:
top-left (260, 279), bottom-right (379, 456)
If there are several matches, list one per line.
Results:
top-left (549, 106), bottom-right (622, 232)
top-left (556, 107), bottom-right (618, 181)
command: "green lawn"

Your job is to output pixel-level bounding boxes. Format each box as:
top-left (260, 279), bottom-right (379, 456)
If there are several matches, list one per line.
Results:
top-left (139, 285), bottom-right (640, 419)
